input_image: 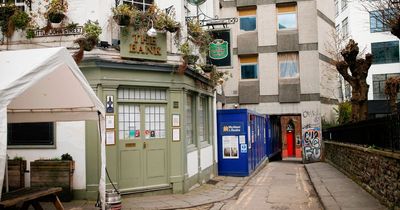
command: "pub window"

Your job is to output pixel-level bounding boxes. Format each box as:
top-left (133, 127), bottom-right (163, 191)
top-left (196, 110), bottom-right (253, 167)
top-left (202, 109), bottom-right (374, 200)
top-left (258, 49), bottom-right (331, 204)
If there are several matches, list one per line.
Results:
top-left (198, 97), bottom-right (209, 143)
top-left (145, 105), bottom-right (166, 139)
top-left (186, 94), bottom-right (195, 145)
top-left (371, 41), bottom-right (399, 64)
top-left (0, 0), bottom-right (26, 11)
top-left (122, 0), bottom-right (153, 11)
top-left (8, 122), bottom-right (54, 146)
top-left (118, 88), bottom-right (166, 101)
top-left (118, 104), bottom-right (141, 140)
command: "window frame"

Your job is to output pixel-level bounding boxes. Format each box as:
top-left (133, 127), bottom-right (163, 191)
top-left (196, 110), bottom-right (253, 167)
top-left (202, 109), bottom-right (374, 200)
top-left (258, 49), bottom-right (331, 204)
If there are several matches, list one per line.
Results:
top-left (278, 53), bottom-right (299, 79)
top-left (372, 73), bottom-right (400, 101)
top-left (369, 10), bottom-right (391, 33)
top-left (277, 5), bottom-right (297, 31)
top-left (341, 17), bottom-right (349, 38)
top-left (198, 96), bottom-right (209, 144)
top-left (122, 0), bottom-right (153, 12)
top-left (341, 0), bottom-right (347, 11)
top-left (239, 16), bottom-right (257, 32)
top-left (371, 41), bottom-right (400, 64)
top-left (185, 93), bottom-right (195, 146)
top-left (7, 122), bottom-right (56, 149)
top-left (240, 63), bottom-right (258, 80)
top-left (334, 0), bottom-right (339, 16)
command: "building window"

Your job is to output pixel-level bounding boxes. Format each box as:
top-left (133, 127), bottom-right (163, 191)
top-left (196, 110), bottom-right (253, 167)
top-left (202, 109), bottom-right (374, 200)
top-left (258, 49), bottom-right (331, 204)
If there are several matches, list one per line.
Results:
top-left (198, 97), bottom-right (208, 143)
top-left (118, 104), bottom-right (141, 140)
top-left (370, 10), bottom-right (391, 33)
top-left (371, 41), bottom-right (399, 64)
top-left (145, 105), bottom-right (166, 139)
top-left (123, 0), bottom-right (153, 11)
top-left (335, 24), bottom-right (340, 35)
top-left (373, 73), bottom-right (400, 100)
top-left (185, 94), bottom-right (195, 145)
top-left (118, 88), bottom-right (166, 101)
top-left (8, 122), bottom-right (54, 146)
top-left (239, 8), bottom-right (256, 31)
top-left (0, 0), bottom-right (25, 11)
top-left (277, 4), bottom-right (297, 30)
top-left (240, 56), bottom-right (258, 79)
top-left (334, 0), bottom-right (339, 16)
top-left (341, 18), bottom-right (349, 38)
top-left (278, 53), bottom-right (299, 79)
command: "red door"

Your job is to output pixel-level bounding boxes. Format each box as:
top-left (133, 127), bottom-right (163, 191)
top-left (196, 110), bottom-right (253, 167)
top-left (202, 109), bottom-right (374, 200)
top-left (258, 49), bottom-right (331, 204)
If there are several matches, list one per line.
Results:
top-left (286, 131), bottom-right (294, 157)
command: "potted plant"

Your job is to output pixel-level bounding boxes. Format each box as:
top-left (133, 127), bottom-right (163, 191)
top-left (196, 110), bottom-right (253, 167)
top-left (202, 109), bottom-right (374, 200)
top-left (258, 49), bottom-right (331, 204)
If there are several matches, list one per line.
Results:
top-left (6, 156), bottom-right (27, 191)
top-left (82, 20), bottom-right (102, 51)
top-left (179, 41), bottom-right (199, 65)
top-left (30, 153), bottom-right (75, 201)
top-left (200, 64), bottom-right (215, 73)
top-left (45, 0), bottom-right (68, 26)
top-left (112, 4), bottom-right (134, 26)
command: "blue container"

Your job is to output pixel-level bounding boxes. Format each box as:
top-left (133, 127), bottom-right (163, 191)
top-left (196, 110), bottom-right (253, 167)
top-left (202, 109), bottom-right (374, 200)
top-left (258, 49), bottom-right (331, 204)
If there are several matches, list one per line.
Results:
top-left (217, 109), bottom-right (267, 176)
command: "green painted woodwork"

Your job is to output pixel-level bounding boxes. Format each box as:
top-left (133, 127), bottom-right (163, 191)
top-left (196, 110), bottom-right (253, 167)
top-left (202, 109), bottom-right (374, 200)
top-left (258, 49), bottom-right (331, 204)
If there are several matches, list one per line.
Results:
top-left (80, 59), bottom-right (215, 197)
top-left (120, 28), bottom-right (167, 61)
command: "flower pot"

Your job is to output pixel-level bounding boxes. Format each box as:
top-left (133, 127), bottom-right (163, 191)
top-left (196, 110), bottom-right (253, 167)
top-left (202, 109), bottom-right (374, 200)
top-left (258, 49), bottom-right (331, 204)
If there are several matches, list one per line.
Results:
top-left (83, 36), bottom-right (99, 51)
top-left (113, 15), bottom-right (130, 26)
top-left (30, 160), bottom-right (75, 202)
top-left (48, 12), bottom-right (65, 24)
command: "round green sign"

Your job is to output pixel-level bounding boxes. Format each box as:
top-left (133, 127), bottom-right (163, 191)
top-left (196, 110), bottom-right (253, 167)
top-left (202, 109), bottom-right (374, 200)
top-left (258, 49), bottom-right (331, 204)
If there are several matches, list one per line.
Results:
top-left (209, 39), bottom-right (228, 60)
top-left (187, 0), bottom-right (207, 6)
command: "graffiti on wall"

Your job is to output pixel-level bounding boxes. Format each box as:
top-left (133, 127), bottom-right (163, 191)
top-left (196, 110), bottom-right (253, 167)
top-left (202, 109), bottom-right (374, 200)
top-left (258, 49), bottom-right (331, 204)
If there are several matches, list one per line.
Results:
top-left (303, 128), bottom-right (321, 161)
top-left (302, 109), bottom-right (322, 162)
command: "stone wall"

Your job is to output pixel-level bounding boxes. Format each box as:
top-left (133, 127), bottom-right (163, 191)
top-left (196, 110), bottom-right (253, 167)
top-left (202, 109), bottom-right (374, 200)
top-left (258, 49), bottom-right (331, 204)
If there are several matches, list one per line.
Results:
top-left (324, 141), bottom-right (400, 209)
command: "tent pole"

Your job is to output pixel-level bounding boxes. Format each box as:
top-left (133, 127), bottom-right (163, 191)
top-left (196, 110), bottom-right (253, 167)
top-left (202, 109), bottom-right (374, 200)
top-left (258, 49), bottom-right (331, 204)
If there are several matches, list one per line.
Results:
top-left (5, 154), bottom-right (8, 193)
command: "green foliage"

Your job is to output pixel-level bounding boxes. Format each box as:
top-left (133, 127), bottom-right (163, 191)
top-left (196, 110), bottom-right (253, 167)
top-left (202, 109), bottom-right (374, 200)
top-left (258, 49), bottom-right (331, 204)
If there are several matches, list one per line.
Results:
top-left (178, 41), bottom-right (191, 56)
top-left (45, 0), bottom-right (68, 18)
top-left (187, 19), bottom-right (212, 55)
top-left (12, 156), bottom-right (24, 161)
top-left (83, 20), bottom-right (101, 39)
top-left (61, 153), bottom-right (73, 161)
top-left (112, 4), bottom-right (136, 17)
top-left (65, 22), bottom-right (78, 30)
top-left (10, 10), bottom-right (30, 30)
top-left (25, 28), bottom-right (35, 39)
top-left (334, 101), bottom-right (352, 124)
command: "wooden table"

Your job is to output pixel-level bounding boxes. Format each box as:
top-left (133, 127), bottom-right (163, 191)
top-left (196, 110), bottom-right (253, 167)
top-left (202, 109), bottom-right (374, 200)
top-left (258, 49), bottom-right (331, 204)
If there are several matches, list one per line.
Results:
top-left (0, 187), bottom-right (64, 210)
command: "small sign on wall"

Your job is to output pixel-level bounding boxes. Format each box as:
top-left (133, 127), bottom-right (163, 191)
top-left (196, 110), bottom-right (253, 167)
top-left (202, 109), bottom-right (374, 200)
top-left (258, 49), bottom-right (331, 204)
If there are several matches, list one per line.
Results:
top-left (172, 128), bottom-right (180, 141)
top-left (106, 95), bottom-right (114, 113)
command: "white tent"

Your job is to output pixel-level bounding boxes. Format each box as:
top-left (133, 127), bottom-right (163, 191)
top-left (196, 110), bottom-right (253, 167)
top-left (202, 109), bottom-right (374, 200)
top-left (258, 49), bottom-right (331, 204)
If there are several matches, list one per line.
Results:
top-left (0, 47), bottom-right (106, 208)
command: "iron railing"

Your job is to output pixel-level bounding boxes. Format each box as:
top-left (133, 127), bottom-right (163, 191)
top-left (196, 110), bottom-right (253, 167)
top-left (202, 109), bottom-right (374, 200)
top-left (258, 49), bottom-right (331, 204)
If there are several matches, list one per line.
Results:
top-left (323, 114), bottom-right (400, 152)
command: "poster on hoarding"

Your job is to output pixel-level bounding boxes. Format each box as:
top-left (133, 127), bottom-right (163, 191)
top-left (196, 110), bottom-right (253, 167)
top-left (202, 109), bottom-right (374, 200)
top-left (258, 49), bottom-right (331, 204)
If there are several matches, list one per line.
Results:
top-left (222, 135), bottom-right (239, 159)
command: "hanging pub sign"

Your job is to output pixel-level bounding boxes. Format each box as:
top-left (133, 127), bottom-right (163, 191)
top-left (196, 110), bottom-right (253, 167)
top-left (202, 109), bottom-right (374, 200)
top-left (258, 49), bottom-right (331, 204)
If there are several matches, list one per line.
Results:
top-left (209, 39), bottom-right (229, 60)
top-left (208, 30), bottom-right (231, 67)
top-left (120, 27), bottom-right (167, 61)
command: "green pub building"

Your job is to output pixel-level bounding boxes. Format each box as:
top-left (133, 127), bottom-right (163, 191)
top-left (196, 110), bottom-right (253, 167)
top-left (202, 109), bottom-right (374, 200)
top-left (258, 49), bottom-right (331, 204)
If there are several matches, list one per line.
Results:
top-left (80, 29), bottom-right (217, 198)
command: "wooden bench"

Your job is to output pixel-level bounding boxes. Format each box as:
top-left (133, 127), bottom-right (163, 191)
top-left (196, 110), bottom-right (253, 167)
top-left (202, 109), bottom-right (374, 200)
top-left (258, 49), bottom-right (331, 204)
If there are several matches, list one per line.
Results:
top-left (0, 187), bottom-right (64, 210)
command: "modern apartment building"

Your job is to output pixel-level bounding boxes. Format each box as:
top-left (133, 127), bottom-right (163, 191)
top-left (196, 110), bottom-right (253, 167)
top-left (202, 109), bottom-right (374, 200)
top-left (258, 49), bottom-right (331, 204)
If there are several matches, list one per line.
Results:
top-left (1, 0), bottom-right (219, 198)
top-left (334, 0), bottom-right (400, 105)
top-left (216, 0), bottom-right (340, 161)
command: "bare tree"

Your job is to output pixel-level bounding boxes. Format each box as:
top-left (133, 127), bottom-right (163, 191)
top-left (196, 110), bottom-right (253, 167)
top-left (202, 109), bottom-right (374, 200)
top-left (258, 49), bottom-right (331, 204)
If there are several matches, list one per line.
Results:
top-left (336, 39), bottom-right (373, 122)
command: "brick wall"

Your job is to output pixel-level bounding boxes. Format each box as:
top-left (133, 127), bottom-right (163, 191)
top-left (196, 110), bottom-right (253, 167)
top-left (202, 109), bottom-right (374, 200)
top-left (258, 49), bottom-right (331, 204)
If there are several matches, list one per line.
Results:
top-left (324, 141), bottom-right (400, 209)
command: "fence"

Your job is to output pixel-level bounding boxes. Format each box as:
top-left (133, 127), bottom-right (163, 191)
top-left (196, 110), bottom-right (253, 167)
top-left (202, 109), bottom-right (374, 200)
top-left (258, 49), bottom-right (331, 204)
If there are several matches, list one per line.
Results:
top-left (323, 114), bottom-right (400, 152)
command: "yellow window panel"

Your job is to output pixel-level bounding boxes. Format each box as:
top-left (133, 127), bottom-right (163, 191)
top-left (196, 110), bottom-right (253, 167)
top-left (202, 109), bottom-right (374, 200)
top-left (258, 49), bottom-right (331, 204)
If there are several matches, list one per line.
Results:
top-left (239, 8), bottom-right (256, 16)
top-left (240, 56), bottom-right (258, 63)
top-left (277, 5), bottom-right (296, 13)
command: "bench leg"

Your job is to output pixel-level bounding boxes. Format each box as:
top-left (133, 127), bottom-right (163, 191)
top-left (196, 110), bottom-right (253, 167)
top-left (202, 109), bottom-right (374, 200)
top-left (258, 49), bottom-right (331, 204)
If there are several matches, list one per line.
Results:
top-left (52, 195), bottom-right (64, 210)
top-left (31, 201), bottom-right (44, 210)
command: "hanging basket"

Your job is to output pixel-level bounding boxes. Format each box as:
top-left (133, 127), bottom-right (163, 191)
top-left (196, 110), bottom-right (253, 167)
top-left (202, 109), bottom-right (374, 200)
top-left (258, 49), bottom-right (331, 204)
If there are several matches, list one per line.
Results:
top-left (48, 12), bottom-right (65, 24)
top-left (113, 15), bottom-right (130, 26)
top-left (183, 55), bottom-right (199, 65)
top-left (201, 64), bottom-right (215, 73)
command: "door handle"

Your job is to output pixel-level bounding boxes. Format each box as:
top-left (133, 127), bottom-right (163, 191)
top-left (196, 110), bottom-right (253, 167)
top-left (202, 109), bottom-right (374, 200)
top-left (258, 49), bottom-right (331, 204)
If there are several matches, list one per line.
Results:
top-left (143, 142), bottom-right (147, 149)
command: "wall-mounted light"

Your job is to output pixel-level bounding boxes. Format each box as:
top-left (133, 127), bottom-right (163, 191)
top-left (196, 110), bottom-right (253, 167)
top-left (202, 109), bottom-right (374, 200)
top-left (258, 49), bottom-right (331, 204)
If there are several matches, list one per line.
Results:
top-left (147, 20), bottom-right (157, 37)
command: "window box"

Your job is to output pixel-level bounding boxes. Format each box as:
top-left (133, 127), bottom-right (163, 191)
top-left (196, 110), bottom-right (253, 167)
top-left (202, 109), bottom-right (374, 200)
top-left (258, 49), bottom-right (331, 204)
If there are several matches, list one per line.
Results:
top-left (30, 160), bottom-right (75, 202)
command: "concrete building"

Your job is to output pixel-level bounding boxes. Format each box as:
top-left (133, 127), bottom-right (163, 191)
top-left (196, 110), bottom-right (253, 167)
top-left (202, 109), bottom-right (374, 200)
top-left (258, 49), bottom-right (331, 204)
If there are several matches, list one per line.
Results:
top-left (1, 0), bottom-right (219, 199)
top-left (334, 0), bottom-right (400, 104)
top-left (215, 0), bottom-right (340, 161)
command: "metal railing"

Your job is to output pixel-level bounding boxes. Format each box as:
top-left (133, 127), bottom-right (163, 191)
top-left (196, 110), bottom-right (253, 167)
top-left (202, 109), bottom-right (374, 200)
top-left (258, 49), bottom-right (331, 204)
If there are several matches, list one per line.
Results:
top-left (323, 114), bottom-right (400, 152)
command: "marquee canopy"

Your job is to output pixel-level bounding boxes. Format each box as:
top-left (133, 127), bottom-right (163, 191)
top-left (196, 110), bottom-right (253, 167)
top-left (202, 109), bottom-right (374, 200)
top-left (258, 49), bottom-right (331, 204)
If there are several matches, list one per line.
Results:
top-left (0, 47), bottom-right (106, 207)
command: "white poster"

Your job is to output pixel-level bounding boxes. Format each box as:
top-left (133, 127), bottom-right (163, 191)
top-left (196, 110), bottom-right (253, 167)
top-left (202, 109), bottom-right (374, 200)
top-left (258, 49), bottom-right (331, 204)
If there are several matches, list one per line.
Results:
top-left (106, 130), bottom-right (115, 145)
top-left (222, 135), bottom-right (239, 159)
top-left (105, 115), bottom-right (114, 129)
